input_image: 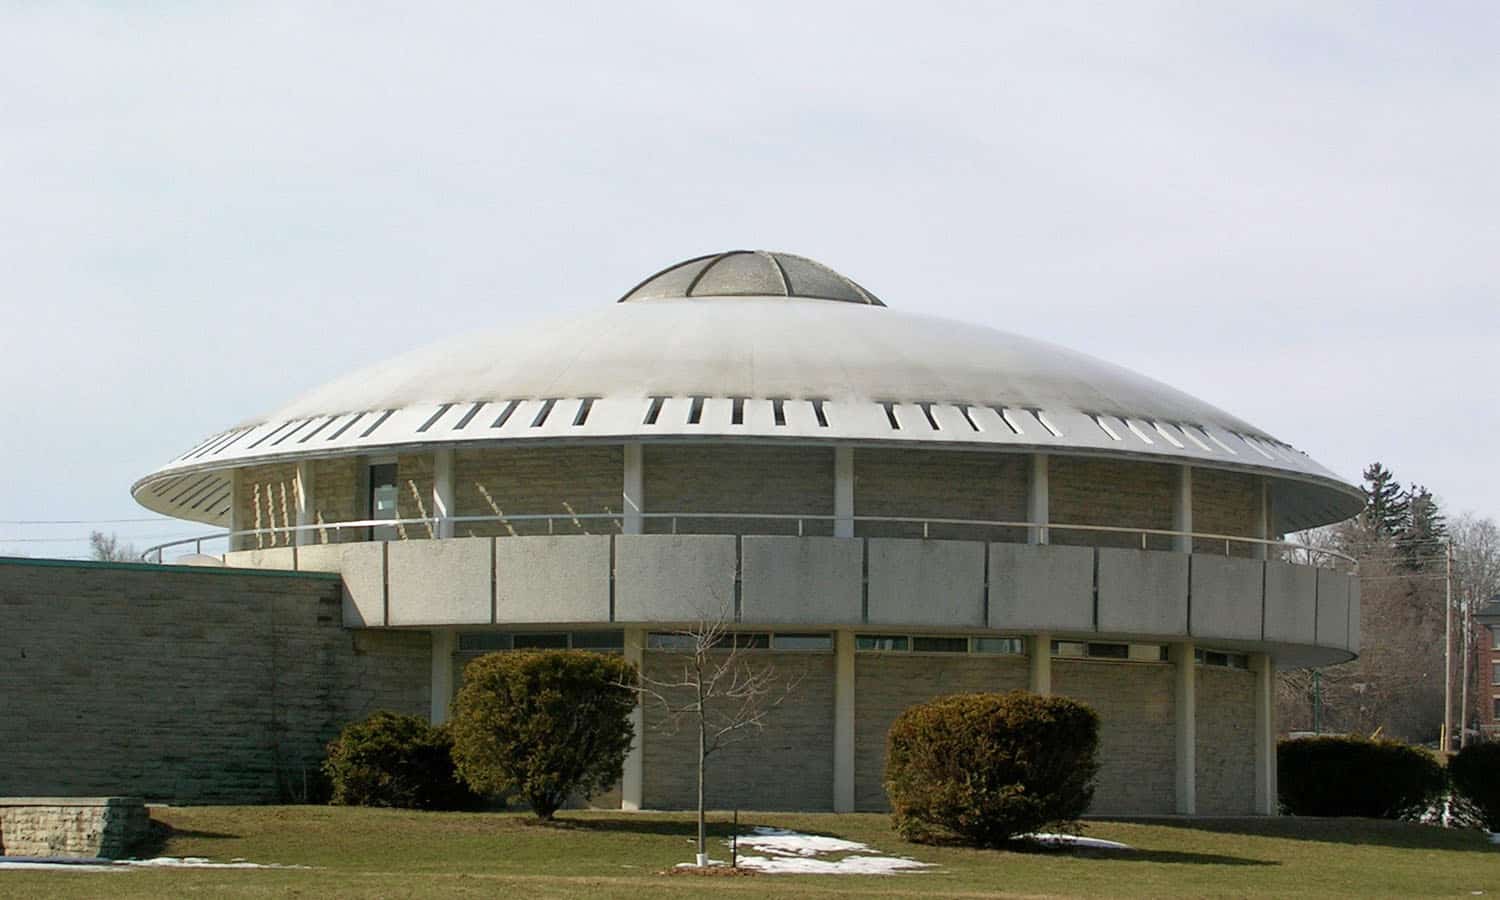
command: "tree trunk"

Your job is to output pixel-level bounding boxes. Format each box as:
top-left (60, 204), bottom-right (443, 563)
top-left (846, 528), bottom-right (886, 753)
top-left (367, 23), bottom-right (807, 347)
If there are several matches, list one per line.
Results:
top-left (696, 676), bottom-right (707, 866)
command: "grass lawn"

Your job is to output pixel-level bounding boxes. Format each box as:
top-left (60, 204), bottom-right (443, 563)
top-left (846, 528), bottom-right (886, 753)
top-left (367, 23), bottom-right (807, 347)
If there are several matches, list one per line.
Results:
top-left (3, 806), bottom-right (1498, 898)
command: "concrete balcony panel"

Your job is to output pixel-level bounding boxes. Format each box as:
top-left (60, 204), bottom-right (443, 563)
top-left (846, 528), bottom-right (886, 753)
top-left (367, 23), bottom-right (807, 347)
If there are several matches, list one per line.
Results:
top-left (1096, 548), bottom-right (1189, 637)
top-left (988, 543), bottom-right (1094, 633)
top-left (295, 544), bottom-right (347, 574)
top-left (740, 536), bottom-right (862, 625)
top-left (340, 542), bottom-right (387, 628)
top-left (1263, 561), bottom-right (1317, 645)
top-left (866, 538), bottom-right (985, 628)
top-left (224, 548), bottom-right (296, 571)
top-left (1189, 556), bottom-right (1264, 642)
top-left (387, 537), bottom-right (492, 626)
top-left (614, 535), bottom-right (737, 622)
top-left (495, 535), bottom-right (611, 624)
top-left (1316, 569), bottom-right (1352, 650)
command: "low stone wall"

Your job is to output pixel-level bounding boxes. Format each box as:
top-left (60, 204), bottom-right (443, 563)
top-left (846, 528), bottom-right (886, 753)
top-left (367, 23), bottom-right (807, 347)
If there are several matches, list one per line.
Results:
top-left (0, 798), bottom-right (149, 859)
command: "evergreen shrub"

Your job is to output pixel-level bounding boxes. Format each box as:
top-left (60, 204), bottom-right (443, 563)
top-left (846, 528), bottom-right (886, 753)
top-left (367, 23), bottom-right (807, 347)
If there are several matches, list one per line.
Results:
top-left (1277, 735), bottom-right (1445, 818)
top-left (450, 650), bottom-right (638, 820)
top-left (1449, 742), bottom-right (1500, 829)
top-left (884, 691), bottom-right (1100, 846)
top-left (323, 711), bottom-right (479, 810)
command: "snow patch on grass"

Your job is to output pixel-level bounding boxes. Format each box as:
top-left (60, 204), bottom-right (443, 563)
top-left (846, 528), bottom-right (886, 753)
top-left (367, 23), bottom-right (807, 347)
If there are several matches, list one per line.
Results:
top-left (1025, 832), bottom-right (1133, 851)
top-left (728, 826), bottom-right (933, 875)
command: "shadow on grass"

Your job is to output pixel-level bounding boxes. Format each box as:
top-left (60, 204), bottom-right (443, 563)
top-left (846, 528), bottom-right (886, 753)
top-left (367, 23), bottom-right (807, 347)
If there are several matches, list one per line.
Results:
top-left (133, 819), bottom-right (241, 859)
top-left (545, 816), bottom-right (746, 838)
top-left (1105, 816), bottom-right (1491, 853)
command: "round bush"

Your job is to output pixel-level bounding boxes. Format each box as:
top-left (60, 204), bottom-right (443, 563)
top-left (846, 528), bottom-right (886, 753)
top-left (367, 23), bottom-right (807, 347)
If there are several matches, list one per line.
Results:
top-left (1277, 736), bottom-right (1445, 818)
top-left (450, 650), bottom-right (638, 820)
top-left (1449, 742), bottom-right (1500, 829)
top-left (884, 691), bottom-right (1100, 846)
top-left (323, 711), bottom-right (479, 810)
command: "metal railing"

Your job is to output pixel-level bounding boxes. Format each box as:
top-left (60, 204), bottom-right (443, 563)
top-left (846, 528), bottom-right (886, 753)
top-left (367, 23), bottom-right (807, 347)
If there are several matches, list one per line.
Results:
top-left (141, 512), bottom-right (1356, 570)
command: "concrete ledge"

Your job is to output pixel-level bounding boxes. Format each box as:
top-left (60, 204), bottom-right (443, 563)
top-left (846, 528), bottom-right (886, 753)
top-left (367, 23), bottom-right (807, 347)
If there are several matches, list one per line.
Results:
top-left (1097, 548), bottom-right (1189, 636)
top-left (866, 539), bottom-right (986, 628)
top-left (1190, 556), bottom-right (1264, 642)
top-left (495, 536), bottom-right (611, 624)
top-left (614, 535), bottom-right (737, 622)
top-left (740, 536), bottom-right (862, 625)
top-left (1263, 561), bottom-right (1317, 644)
top-left (0, 797), bottom-right (149, 859)
top-left (989, 543), bottom-right (1094, 632)
top-left (388, 537), bottom-right (492, 626)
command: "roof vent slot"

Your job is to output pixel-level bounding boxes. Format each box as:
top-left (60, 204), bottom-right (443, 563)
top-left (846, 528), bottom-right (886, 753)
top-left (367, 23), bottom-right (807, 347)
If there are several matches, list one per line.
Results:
top-left (959, 406), bottom-right (981, 432)
top-left (1091, 414), bottom-right (1122, 441)
top-left (1150, 420), bottom-right (1185, 448)
top-left (328, 412), bottom-right (366, 441)
top-left (1029, 408), bottom-right (1062, 438)
top-left (643, 397), bottom-right (665, 426)
top-left (1198, 426), bottom-right (1237, 455)
top-left (417, 403), bottom-right (454, 433)
top-left (454, 401), bottom-right (487, 430)
top-left (1124, 419), bottom-right (1155, 445)
top-left (919, 403), bottom-right (940, 431)
top-left (572, 398), bottom-right (595, 426)
top-left (360, 409), bottom-right (395, 438)
top-left (531, 399), bottom-right (558, 428)
top-left (298, 416), bottom-right (337, 443)
top-left (811, 399), bottom-right (829, 428)
top-left (731, 397), bottom-right (745, 425)
top-left (771, 399), bottom-right (787, 427)
top-left (490, 400), bottom-right (521, 429)
top-left (992, 406), bottom-right (1023, 435)
top-left (881, 402), bottom-right (901, 431)
top-left (1177, 423), bottom-right (1213, 452)
top-left (687, 396), bottom-right (705, 425)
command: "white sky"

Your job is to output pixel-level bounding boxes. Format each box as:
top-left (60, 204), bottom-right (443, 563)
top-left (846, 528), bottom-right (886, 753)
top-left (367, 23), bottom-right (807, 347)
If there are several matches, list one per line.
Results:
top-left (2, 3), bottom-right (1495, 559)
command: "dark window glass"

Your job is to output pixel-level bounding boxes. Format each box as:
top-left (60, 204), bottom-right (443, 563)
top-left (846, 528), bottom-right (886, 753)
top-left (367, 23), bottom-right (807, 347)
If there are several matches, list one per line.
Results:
top-left (1494, 698), bottom-right (1500, 719)
top-left (513, 633), bottom-right (568, 650)
top-left (1087, 642), bottom-right (1130, 660)
top-left (731, 633), bottom-right (771, 650)
top-left (368, 463), bottom-right (398, 541)
top-left (912, 636), bottom-right (967, 653)
top-left (856, 635), bottom-right (909, 652)
top-left (457, 633), bottom-right (511, 652)
top-left (570, 631), bottom-right (624, 650)
top-left (648, 633), bottom-right (696, 651)
top-left (772, 634), bottom-right (833, 651)
top-left (1492, 627), bottom-right (1500, 651)
top-left (974, 637), bottom-right (1025, 655)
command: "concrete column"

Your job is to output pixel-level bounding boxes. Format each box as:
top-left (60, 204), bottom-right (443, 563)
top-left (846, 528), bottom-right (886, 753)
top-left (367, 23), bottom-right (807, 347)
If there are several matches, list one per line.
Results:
top-left (1251, 652), bottom-right (1277, 814)
top-left (1027, 453), bottom-right (1049, 545)
top-left (1251, 478), bottom-right (1270, 560)
top-left (1171, 641), bottom-right (1196, 815)
top-left (433, 449), bottom-right (455, 539)
top-left (833, 630), bottom-right (856, 811)
top-left (621, 626), bottom-right (646, 810)
top-left (430, 628), bottom-right (455, 725)
top-left (294, 461), bottom-right (315, 547)
top-left (225, 469), bottom-right (243, 554)
top-left (1173, 464), bottom-right (1193, 554)
top-left (834, 447), bottom-right (854, 539)
top-left (1029, 632), bottom-right (1052, 695)
top-left (623, 443), bottom-right (644, 535)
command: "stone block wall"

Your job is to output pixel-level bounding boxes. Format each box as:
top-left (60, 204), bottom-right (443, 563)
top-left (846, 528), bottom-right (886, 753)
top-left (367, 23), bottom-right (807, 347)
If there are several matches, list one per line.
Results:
top-left (394, 453), bottom-right (436, 535)
top-left (1196, 667), bottom-right (1256, 814)
top-left (852, 654), bottom-right (1029, 811)
top-left (640, 650), bottom-right (835, 810)
top-left (0, 798), bottom-right (149, 858)
top-left (236, 461), bottom-right (299, 548)
top-left (454, 446), bottom-right (624, 537)
top-left (312, 457), bottom-right (362, 543)
top-left (854, 449), bottom-right (1028, 543)
top-left (644, 445), bottom-right (835, 536)
top-left (1049, 457), bottom-right (1175, 550)
top-left (1192, 469), bottom-right (1260, 556)
top-left (0, 559), bottom-right (429, 804)
top-left (1052, 659), bottom-right (1176, 815)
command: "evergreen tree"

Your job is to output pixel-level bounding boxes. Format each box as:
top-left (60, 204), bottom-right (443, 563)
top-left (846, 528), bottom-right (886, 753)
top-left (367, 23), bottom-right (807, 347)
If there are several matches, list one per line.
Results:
top-left (1397, 484), bottom-right (1448, 572)
top-left (1360, 462), bottom-right (1409, 536)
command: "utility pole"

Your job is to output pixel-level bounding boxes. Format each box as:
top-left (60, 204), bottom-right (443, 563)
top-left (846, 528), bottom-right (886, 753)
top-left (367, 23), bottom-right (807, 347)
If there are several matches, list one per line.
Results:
top-left (1444, 540), bottom-right (1454, 754)
top-left (1461, 590), bottom-right (1471, 749)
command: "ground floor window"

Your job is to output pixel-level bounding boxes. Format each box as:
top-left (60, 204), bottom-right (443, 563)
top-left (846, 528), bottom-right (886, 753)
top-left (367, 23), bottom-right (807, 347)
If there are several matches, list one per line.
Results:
top-left (458, 630), bottom-right (624, 652)
top-left (1053, 641), bottom-right (1167, 662)
top-left (1194, 648), bottom-right (1250, 669)
top-left (855, 634), bottom-right (1026, 655)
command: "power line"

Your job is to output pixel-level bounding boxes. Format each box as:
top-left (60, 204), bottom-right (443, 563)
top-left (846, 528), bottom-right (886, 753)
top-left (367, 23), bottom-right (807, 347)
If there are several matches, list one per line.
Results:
top-left (0, 517), bottom-right (178, 525)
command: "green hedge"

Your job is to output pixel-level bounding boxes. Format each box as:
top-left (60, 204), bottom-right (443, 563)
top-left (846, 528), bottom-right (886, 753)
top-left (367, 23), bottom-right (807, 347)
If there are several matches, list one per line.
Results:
top-left (1449, 742), bottom-right (1500, 830)
top-left (885, 691), bottom-right (1099, 846)
top-left (323, 711), bottom-right (480, 810)
top-left (1277, 736), bottom-right (1445, 818)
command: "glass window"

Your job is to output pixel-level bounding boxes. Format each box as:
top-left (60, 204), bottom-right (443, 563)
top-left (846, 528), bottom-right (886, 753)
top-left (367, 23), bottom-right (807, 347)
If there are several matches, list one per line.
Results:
top-left (570, 631), bottom-right (624, 651)
top-left (1089, 643), bottom-right (1131, 660)
top-left (856, 635), bottom-right (909, 652)
top-left (731, 633), bottom-right (771, 650)
top-left (1494, 697), bottom-right (1500, 719)
top-left (772, 633), bottom-right (833, 651)
top-left (512, 633), bottom-right (569, 650)
top-left (974, 637), bottom-right (1025, 655)
top-left (912, 636), bottom-right (967, 653)
top-left (648, 633), bottom-right (698, 651)
top-left (1492, 627), bottom-right (1500, 651)
top-left (1052, 641), bottom-right (1088, 658)
top-left (1492, 667), bottom-right (1500, 686)
top-left (368, 463), bottom-right (398, 541)
top-left (1127, 643), bottom-right (1168, 662)
top-left (458, 633), bottom-right (511, 652)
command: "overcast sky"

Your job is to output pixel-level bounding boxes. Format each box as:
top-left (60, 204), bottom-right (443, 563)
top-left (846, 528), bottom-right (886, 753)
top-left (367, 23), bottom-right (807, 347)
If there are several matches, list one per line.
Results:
top-left (2, 3), bottom-right (1495, 559)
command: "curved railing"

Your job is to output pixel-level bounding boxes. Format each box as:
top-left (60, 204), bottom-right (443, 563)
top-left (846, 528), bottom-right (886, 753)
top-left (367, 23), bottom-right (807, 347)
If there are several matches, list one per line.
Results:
top-left (140, 512), bottom-right (1356, 570)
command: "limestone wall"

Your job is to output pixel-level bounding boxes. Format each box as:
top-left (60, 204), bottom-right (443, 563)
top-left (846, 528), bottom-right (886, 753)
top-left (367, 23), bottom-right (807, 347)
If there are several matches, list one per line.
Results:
top-left (643, 445), bottom-right (835, 536)
top-left (1196, 667), bottom-right (1257, 814)
top-left (454, 445), bottom-right (623, 537)
top-left (640, 650), bottom-right (836, 810)
top-left (0, 559), bottom-right (429, 804)
top-left (1049, 457), bottom-right (1176, 550)
top-left (1052, 659), bottom-right (1177, 815)
top-left (854, 449), bottom-right (1028, 543)
top-left (0, 798), bottom-right (149, 859)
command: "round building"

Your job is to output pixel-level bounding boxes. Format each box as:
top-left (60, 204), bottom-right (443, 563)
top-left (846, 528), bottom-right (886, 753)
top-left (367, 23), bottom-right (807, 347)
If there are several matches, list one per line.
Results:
top-left (133, 250), bottom-right (1362, 815)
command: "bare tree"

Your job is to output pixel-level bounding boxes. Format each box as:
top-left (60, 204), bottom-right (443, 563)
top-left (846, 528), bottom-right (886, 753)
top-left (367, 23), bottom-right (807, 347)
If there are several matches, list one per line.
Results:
top-left (1451, 513), bottom-right (1500, 742)
top-left (89, 530), bottom-right (137, 562)
top-left (629, 609), bottom-right (804, 867)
